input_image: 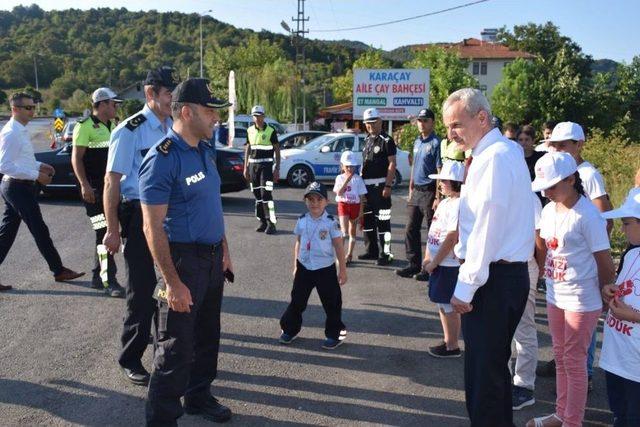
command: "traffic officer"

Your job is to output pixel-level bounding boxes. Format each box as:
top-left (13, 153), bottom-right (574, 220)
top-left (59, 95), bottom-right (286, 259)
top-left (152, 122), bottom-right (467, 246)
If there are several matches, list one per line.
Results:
top-left (103, 66), bottom-right (177, 385)
top-left (139, 78), bottom-right (233, 426)
top-left (396, 108), bottom-right (441, 280)
top-left (72, 87), bottom-right (123, 297)
top-left (358, 107), bottom-right (397, 266)
top-left (243, 105), bottom-right (280, 235)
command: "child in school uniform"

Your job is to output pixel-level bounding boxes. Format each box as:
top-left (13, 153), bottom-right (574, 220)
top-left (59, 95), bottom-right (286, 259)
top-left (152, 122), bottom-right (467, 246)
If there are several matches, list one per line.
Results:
top-left (600, 188), bottom-right (640, 427)
top-left (421, 161), bottom-right (464, 358)
top-left (526, 152), bottom-right (616, 427)
top-left (279, 181), bottom-right (348, 349)
top-left (333, 150), bottom-right (367, 266)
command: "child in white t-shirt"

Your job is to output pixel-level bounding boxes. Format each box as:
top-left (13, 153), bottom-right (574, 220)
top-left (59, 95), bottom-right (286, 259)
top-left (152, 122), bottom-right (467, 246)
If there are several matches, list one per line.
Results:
top-left (333, 150), bottom-right (367, 266)
top-left (421, 161), bottom-right (464, 359)
top-left (600, 188), bottom-right (640, 427)
top-left (526, 152), bottom-right (616, 427)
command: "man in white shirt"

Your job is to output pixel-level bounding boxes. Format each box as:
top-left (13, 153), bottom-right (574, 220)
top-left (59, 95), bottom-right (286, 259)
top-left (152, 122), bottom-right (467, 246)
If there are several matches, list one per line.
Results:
top-left (444, 88), bottom-right (534, 426)
top-left (0, 92), bottom-right (84, 290)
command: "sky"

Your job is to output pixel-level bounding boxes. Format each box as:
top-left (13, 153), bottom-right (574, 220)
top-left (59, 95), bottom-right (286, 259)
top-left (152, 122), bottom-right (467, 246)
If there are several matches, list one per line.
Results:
top-left (2, 0), bottom-right (638, 62)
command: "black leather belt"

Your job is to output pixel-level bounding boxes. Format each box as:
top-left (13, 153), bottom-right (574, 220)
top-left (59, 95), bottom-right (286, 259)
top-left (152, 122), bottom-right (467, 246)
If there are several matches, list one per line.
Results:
top-left (2, 176), bottom-right (36, 185)
top-left (170, 241), bottom-right (223, 257)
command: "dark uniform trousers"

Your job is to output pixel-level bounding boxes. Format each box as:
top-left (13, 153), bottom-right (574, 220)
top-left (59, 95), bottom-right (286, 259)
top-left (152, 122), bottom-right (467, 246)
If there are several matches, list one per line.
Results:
top-left (146, 242), bottom-right (225, 426)
top-left (462, 262), bottom-right (529, 427)
top-left (0, 178), bottom-right (64, 274)
top-left (362, 183), bottom-right (392, 258)
top-left (404, 184), bottom-right (436, 269)
top-left (82, 182), bottom-right (117, 284)
top-left (249, 162), bottom-right (275, 224)
top-left (280, 261), bottom-right (345, 340)
top-left (118, 200), bottom-right (157, 370)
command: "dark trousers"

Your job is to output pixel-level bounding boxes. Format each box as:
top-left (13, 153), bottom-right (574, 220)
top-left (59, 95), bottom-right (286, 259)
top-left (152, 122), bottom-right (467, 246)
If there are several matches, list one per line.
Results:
top-left (146, 242), bottom-right (225, 426)
top-left (81, 184), bottom-right (117, 285)
top-left (249, 162), bottom-right (276, 224)
top-left (462, 262), bottom-right (529, 427)
top-left (404, 186), bottom-right (435, 268)
top-left (118, 201), bottom-right (157, 370)
top-left (362, 183), bottom-right (392, 258)
top-left (0, 179), bottom-right (63, 275)
top-left (606, 370), bottom-right (640, 427)
top-left (280, 261), bottom-right (345, 340)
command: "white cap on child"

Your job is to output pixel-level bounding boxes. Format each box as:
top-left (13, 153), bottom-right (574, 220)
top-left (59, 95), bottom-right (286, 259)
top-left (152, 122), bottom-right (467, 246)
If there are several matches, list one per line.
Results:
top-left (531, 152), bottom-right (578, 192)
top-left (602, 188), bottom-right (640, 219)
top-left (340, 150), bottom-right (359, 166)
top-left (428, 160), bottom-right (465, 182)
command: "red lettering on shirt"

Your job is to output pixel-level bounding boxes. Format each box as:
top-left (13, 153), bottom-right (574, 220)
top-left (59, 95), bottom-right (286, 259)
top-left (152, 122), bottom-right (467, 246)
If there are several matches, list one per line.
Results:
top-left (606, 312), bottom-right (634, 336)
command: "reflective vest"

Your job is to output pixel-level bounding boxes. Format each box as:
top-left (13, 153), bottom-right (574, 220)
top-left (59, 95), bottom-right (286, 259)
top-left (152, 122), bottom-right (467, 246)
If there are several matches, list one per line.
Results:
top-left (247, 124), bottom-right (275, 162)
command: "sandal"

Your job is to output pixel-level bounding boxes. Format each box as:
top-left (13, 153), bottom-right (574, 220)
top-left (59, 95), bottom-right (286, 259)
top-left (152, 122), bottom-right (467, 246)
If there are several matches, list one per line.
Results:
top-left (526, 413), bottom-right (562, 427)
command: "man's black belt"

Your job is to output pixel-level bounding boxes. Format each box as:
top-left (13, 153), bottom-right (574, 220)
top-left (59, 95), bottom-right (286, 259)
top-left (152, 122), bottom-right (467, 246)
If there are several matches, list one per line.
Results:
top-left (170, 241), bottom-right (223, 257)
top-left (413, 183), bottom-right (436, 191)
top-left (2, 176), bottom-right (36, 185)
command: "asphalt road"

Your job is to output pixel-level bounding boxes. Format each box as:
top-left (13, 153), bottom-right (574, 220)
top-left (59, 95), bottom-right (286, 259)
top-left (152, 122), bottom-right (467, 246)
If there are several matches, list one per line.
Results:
top-left (0, 121), bottom-right (612, 426)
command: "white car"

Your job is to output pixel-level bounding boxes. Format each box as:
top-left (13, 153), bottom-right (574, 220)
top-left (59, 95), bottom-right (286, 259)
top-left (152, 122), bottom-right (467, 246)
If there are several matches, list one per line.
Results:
top-left (279, 132), bottom-right (411, 188)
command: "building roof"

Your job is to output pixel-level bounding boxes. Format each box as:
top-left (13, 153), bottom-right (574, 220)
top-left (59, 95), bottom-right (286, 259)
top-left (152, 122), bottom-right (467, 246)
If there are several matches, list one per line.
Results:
top-left (413, 38), bottom-right (534, 60)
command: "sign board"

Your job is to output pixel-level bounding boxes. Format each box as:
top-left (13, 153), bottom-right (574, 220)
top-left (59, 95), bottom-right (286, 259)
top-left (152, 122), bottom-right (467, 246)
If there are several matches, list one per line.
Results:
top-left (53, 118), bottom-right (64, 133)
top-left (352, 68), bottom-right (429, 120)
top-left (53, 107), bottom-right (65, 119)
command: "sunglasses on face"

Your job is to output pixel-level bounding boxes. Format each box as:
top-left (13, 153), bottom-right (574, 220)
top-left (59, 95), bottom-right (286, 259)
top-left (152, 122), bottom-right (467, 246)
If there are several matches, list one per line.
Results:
top-left (17, 105), bottom-right (36, 111)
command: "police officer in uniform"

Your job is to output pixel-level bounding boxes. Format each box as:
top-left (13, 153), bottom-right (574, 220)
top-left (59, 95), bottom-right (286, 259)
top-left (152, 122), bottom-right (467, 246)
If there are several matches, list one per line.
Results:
top-left (139, 78), bottom-right (233, 426)
top-left (72, 87), bottom-right (123, 296)
top-left (103, 66), bottom-right (177, 385)
top-left (358, 108), bottom-right (397, 266)
top-left (243, 105), bottom-right (280, 235)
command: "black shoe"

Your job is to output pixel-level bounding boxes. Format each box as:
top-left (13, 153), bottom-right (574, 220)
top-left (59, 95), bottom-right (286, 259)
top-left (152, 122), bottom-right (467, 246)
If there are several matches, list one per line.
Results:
top-left (536, 359), bottom-right (556, 377)
top-left (265, 222), bottom-right (276, 235)
top-left (357, 253), bottom-right (378, 260)
top-left (184, 395), bottom-right (232, 423)
top-left (427, 342), bottom-right (461, 358)
top-left (376, 255), bottom-right (393, 266)
top-left (105, 283), bottom-right (125, 298)
top-left (255, 222), bottom-right (267, 232)
top-left (90, 275), bottom-right (104, 289)
top-left (512, 385), bottom-right (535, 410)
top-left (121, 366), bottom-right (150, 386)
top-left (395, 266), bottom-right (420, 278)
top-left (414, 271), bottom-right (429, 281)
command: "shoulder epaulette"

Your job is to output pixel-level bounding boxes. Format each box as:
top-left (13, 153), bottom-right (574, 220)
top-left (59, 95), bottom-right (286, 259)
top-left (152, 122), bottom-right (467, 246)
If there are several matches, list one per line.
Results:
top-left (77, 117), bottom-right (89, 124)
top-left (381, 134), bottom-right (391, 142)
top-left (156, 138), bottom-right (173, 155)
top-left (326, 214), bottom-right (335, 221)
top-left (125, 113), bottom-right (147, 131)
top-left (298, 213), bottom-right (307, 219)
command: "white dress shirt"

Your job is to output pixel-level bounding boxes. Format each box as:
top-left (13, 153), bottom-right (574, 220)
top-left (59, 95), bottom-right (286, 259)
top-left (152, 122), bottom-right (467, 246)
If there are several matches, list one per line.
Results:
top-left (454, 127), bottom-right (535, 303)
top-left (0, 118), bottom-right (41, 180)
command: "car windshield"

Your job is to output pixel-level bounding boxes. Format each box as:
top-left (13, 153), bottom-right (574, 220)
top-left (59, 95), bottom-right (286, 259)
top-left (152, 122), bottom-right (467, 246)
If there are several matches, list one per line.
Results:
top-left (300, 134), bottom-right (336, 151)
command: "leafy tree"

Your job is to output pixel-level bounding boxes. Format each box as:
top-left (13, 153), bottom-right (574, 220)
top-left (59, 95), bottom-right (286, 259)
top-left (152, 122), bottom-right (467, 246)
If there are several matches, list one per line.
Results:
top-left (0, 89), bottom-right (7, 107)
top-left (331, 50), bottom-right (391, 103)
top-left (119, 99), bottom-right (144, 120)
top-left (63, 89), bottom-right (89, 114)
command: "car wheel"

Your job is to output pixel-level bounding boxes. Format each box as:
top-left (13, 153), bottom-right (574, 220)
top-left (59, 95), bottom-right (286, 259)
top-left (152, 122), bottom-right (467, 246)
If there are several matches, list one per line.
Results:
top-left (392, 170), bottom-right (402, 187)
top-left (287, 164), bottom-right (313, 188)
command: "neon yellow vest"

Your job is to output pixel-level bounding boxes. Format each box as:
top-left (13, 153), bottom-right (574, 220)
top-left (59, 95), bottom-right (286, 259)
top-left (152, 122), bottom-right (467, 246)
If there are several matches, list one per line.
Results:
top-left (248, 124), bottom-right (275, 147)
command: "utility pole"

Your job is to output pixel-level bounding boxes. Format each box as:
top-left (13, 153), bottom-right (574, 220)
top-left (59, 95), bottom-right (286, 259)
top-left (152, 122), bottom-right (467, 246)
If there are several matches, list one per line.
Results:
top-left (283, 0), bottom-right (308, 130)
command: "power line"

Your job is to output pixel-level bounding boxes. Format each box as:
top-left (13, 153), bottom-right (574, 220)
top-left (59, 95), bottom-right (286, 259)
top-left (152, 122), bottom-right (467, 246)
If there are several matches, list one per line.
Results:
top-left (310, 0), bottom-right (489, 33)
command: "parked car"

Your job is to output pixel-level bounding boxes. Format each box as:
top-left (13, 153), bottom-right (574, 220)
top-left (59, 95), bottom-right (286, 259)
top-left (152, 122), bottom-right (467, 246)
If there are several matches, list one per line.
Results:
top-left (60, 119), bottom-right (77, 143)
top-left (278, 131), bottom-right (328, 149)
top-left (228, 114), bottom-right (286, 134)
top-left (228, 127), bottom-right (247, 148)
top-left (34, 141), bottom-right (247, 195)
top-left (279, 133), bottom-right (411, 188)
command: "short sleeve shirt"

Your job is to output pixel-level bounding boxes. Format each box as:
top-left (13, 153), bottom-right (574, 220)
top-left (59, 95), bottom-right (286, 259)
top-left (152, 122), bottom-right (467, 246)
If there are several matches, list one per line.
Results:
top-left (107, 104), bottom-right (172, 200)
top-left (361, 132), bottom-right (397, 180)
top-left (577, 161), bottom-right (608, 200)
top-left (294, 210), bottom-right (342, 270)
top-left (333, 173), bottom-right (367, 203)
top-left (411, 132), bottom-right (442, 185)
top-left (139, 129), bottom-right (224, 245)
top-left (427, 197), bottom-right (460, 267)
top-left (539, 196), bottom-right (610, 312)
top-left (72, 115), bottom-right (113, 184)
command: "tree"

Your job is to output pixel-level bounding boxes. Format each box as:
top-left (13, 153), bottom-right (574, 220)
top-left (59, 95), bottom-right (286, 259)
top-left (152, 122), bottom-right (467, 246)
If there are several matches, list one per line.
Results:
top-left (404, 46), bottom-right (478, 137)
top-left (331, 50), bottom-right (391, 103)
top-left (63, 89), bottom-right (89, 114)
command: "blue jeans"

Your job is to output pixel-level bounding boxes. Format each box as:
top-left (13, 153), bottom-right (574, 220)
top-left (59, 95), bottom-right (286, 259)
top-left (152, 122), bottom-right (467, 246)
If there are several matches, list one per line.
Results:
top-left (587, 328), bottom-right (597, 377)
top-left (605, 370), bottom-right (640, 427)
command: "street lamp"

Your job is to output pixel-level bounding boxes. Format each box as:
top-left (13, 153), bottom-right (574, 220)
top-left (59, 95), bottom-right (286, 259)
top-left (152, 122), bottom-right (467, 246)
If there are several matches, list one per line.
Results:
top-left (200, 9), bottom-right (213, 78)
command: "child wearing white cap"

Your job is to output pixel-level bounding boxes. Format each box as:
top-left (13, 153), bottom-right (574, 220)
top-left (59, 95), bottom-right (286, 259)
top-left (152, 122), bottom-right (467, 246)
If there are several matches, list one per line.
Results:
top-left (421, 161), bottom-right (464, 358)
top-left (599, 188), bottom-right (640, 427)
top-left (526, 152), bottom-right (616, 427)
top-left (333, 150), bottom-right (367, 265)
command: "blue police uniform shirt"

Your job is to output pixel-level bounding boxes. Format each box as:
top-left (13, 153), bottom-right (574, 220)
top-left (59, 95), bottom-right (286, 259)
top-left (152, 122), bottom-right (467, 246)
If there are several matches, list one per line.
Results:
top-left (107, 104), bottom-right (172, 200)
top-left (138, 129), bottom-right (225, 245)
top-left (294, 210), bottom-right (342, 270)
top-left (411, 132), bottom-right (442, 186)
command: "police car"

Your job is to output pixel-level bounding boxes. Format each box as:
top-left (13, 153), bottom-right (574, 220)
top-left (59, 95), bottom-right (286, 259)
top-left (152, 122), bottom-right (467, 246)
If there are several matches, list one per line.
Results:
top-left (279, 132), bottom-right (411, 188)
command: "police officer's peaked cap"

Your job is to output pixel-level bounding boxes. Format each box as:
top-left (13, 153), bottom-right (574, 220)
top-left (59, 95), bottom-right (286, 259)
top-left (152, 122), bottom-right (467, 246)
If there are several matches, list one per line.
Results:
top-left (304, 181), bottom-right (327, 199)
top-left (417, 108), bottom-right (435, 120)
top-left (172, 78), bottom-right (232, 109)
top-left (144, 66), bottom-right (179, 90)
top-left (363, 108), bottom-right (381, 123)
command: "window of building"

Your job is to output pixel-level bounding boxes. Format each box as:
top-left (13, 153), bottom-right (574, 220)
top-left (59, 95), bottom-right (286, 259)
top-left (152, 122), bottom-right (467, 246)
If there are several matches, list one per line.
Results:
top-left (480, 62), bottom-right (487, 75)
top-left (472, 62), bottom-right (479, 75)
